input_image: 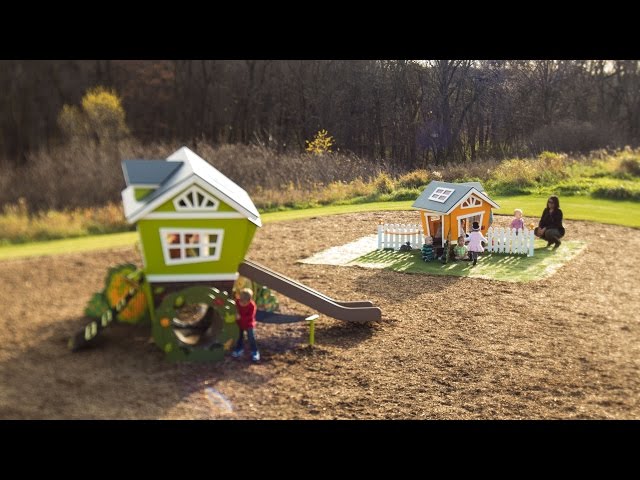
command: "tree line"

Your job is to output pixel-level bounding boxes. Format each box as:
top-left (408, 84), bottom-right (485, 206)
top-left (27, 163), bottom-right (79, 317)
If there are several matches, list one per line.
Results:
top-left (1, 60), bottom-right (638, 167)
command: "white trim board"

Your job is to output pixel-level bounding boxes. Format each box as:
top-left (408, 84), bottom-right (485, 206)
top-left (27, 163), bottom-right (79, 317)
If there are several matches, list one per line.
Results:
top-left (144, 212), bottom-right (245, 220)
top-left (145, 273), bottom-right (239, 282)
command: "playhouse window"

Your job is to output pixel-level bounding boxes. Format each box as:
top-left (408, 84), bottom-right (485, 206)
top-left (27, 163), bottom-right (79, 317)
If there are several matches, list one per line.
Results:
top-left (461, 196), bottom-right (482, 208)
top-left (173, 186), bottom-right (220, 211)
top-left (160, 228), bottom-right (224, 265)
top-left (428, 187), bottom-right (454, 203)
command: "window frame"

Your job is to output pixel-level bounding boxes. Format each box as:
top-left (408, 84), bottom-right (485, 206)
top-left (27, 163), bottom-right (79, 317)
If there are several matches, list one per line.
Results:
top-left (159, 228), bottom-right (224, 265)
top-left (428, 187), bottom-right (455, 203)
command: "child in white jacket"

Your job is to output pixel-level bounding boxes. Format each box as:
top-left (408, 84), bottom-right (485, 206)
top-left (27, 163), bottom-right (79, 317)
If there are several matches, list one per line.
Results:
top-left (467, 221), bottom-right (487, 266)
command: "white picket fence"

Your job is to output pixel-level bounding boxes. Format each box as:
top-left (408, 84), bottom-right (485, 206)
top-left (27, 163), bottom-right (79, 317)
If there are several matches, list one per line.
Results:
top-left (486, 226), bottom-right (535, 257)
top-left (377, 223), bottom-right (423, 250)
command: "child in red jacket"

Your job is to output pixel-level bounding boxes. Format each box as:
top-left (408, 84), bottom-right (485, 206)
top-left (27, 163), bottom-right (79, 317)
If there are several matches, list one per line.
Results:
top-left (231, 288), bottom-right (260, 362)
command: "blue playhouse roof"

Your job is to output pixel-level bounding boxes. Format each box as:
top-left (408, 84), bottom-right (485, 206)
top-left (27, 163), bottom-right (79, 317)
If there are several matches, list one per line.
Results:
top-left (122, 160), bottom-right (183, 185)
top-left (121, 147), bottom-right (261, 226)
top-left (411, 181), bottom-right (498, 213)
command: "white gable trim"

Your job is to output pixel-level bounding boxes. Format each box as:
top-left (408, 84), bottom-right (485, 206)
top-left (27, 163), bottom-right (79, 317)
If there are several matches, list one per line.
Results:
top-left (444, 188), bottom-right (500, 215)
top-left (127, 177), bottom-right (262, 227)
top-left (173, 185), bottom-right (220, 211)
top-left (461, 195), bottom-right (482, 209)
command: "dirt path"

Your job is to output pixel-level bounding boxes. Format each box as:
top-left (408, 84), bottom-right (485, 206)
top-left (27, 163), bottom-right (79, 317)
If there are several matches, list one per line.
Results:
top-left (0, 212), bottom-right (638, 419)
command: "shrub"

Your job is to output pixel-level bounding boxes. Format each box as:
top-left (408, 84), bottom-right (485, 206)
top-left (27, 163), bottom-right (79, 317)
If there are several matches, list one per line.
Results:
top-left (592, 185), bottom-right (640, 201)
top-left (397, 170), bottom-right (429, 189)
top-left (534, 151), bottom-right (571, 184)
top-left (386, 188), bottom-right (421, 201)
top-left (373, 172), bottom-right (394, 194)
top-left (491, 158), bottom-right (537, 187)
top-left (305, 129), bottom-right (334, 154)
top-left (58, 86), bottom-right (129, 142)
top-left (618, 157), bottom-right (640, 177)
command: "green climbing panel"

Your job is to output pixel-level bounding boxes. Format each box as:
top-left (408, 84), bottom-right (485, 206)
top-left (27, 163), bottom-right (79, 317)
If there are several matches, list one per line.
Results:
top-left (153, 286), bottom-right (238, 362)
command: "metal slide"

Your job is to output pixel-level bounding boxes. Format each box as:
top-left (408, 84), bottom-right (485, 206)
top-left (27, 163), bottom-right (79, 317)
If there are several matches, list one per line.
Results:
top-left (238, 260), bottom-right (382, 322)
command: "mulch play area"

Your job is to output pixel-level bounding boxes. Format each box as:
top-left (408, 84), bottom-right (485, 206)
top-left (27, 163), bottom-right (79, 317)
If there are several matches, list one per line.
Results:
top-left (0, 211), bottom-right (638, 419)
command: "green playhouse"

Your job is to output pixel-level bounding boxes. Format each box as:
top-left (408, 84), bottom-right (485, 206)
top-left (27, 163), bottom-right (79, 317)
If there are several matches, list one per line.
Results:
top-left (69, 147), bottom-right (381, 362)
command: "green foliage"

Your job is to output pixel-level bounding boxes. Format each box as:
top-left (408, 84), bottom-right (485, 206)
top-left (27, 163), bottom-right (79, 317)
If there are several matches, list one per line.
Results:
top-left (373, 172), bottom-right (394, 194)
top-left (592, 185), bottom-right (640, 201)
top-left (57, 86), bottom-right (129, 142)
top-left (397, 170), bottom-right (430, 189)
top-left (305, 129), bottom-right (334, 154)
top-left (0, 201), bottom-right (130, 245)
top-left (491, 159), bottom-right (538, 187)
top-left (381, 188), bottom-right (421, 202)
top-left (618, 157), bottom-right (640, 177)
top-left (534, 151), bottom-right (571, 184)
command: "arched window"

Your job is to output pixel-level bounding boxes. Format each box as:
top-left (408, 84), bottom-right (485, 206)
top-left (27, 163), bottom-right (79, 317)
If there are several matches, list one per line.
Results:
top-left (173, 186), bottom-right (219, 211)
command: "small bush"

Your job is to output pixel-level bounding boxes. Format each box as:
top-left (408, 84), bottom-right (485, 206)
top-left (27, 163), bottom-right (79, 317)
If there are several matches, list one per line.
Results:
top-left (592, 185), bottom-right (640, 201)
top-left (305, 129), bottom-right (334, 154)
top-left (618, 157), bottom-right (640, 177)
top-left (492, 159), bottom-right (537, 187)
top-left (373, 172), bottom-right (395, 194)
top-left (397, 170), bottom-right (429, 189)
top-left (386, 188), bottom-right (421, 201)
top-left (534, 151), bottom-right (571, 184)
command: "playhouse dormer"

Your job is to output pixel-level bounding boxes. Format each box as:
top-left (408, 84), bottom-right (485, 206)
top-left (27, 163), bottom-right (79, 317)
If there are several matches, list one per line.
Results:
top-left (412, 181), bottom-right (499, 247)
top-left (121, 147), bottom-right (261, 285)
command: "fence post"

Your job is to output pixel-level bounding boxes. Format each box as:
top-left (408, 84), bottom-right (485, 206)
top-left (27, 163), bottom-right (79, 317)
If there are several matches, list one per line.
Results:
top-left (487, 227), bottom-right (493, 252)
top-left (378, 223), bottom-right (383, 250)
top-left (528, 229), bottom-right (534, 257)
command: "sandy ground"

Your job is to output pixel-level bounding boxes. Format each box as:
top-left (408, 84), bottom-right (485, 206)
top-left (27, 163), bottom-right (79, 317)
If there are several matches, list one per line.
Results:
top-left (0, 212), bottom-right (639, 419)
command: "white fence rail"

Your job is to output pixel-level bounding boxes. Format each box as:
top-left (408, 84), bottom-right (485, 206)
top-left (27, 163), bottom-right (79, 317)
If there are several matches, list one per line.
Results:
top-left (486, 227), bottom-right (535, 257)
top-left (377, 223), bottom-right (423, 250)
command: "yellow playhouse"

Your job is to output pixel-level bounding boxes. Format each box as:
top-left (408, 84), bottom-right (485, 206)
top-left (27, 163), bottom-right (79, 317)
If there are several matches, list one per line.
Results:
top-left (412, 181), bottom-right (500, 247)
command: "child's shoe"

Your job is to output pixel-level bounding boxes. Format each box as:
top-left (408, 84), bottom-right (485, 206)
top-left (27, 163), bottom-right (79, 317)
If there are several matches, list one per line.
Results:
top-left (231, 349), bottom-right (243, 358)
top-left (251, 351), bottom-right (260, 362)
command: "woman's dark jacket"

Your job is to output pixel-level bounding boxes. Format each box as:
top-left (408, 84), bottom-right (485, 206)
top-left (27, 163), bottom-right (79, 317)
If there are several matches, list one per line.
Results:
top-left (538, 208), bottom-right (565, 236)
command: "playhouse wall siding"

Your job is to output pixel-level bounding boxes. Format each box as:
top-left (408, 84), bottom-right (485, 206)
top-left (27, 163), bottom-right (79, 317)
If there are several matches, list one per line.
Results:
top-left (138, 218), bottom-right (257, 276)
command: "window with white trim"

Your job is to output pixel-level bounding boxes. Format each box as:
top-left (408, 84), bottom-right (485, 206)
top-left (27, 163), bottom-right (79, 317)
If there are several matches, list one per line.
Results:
top-left (160, 228), bottom-right (224, 265)
top-left (428, 187), bottom-right (455, 203)
top-left (461, 195), bottom-right (482, 209)
top-left (173, 186), bottom-right (219, 211)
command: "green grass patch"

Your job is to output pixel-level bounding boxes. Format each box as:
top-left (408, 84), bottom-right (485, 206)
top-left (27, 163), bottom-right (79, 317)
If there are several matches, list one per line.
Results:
top-left (0, 231), bottom-right (139, 261)
top-left (1, 194), bottom-right (635, 261)
top-left (349, 239), bottom-right (586, 283)
top-left (494, 195), bottom-right (640, 228)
